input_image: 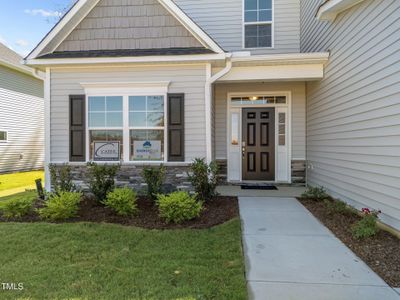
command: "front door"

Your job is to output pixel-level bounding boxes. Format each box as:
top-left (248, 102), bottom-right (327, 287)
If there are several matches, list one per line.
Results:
top-left (242, 108), bottom-right (275, 180)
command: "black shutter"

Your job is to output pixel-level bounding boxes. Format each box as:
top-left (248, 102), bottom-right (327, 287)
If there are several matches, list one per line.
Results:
top-left (167, 94), bottom-right (185, 161)
top-left (69, 95), bottom-right (86, 162)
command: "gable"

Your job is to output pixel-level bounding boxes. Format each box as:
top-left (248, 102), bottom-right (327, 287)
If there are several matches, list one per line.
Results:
top-left (54, 0), bottom-right (204, 52)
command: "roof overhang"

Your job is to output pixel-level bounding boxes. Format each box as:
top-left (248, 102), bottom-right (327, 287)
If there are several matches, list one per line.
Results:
top-left (24, 52), bottom-right (228, 69)
top-left (25, 0), bottom-right (224, 61)
top-left (317, 0), bottom-right (366, 21)
top-left (217, 52), bottom-right (330, 82)
top-left (0, 59), bottom-right (44, 80)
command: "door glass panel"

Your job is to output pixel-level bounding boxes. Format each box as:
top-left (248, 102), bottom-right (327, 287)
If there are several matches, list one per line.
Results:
top-left (278, 112), bottom-right (286, 146)
top-left (231, 113), bottom-right (239, 145)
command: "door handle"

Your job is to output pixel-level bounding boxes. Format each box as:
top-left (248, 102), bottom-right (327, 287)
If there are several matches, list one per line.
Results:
top-left (242, 142), bottom-right (246, 159)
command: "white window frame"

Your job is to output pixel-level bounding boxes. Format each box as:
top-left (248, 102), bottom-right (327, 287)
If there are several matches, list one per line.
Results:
top-left (0, 130), bottom-right (8, 143)
top-left (242, 0), bottom-right (275, 49)
top-left (82, 82), bottom-right (169, 164)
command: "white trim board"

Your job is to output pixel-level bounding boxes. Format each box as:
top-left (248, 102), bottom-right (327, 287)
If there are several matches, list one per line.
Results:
top-left (317, 0), bottom-right (367, 21)
top-left (26, 0), bottom-right (224, 61)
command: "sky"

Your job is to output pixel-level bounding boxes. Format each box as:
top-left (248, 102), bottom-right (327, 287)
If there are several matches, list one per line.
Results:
top-left (0, 0), bottom-right (75, 57)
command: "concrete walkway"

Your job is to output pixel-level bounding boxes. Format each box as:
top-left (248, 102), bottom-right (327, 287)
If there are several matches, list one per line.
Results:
top-left (239, 197), bottom-right (400, 300)
top-left (0, 185), bottom-right (36, 198)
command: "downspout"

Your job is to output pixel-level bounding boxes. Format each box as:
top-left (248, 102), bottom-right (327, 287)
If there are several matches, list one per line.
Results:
top-left (204, 54), bottom-right (233, 163)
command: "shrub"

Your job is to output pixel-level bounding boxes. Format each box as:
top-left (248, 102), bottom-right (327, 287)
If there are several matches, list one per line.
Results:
top-left (1, 197), bottom-right (34, 218)
top-left (49, 163), bottom-right (76, 193)
top-left (157, 191), bottom-right (203, 224)
top-left (301, 186), bottom-right (329, 201)
top-left (188, 158), bottom-right (219, 202)
top-left (324, 199), bottom-right (355, 216)
top-left (87, 162), bottom-right (120, 202)
top-left (142, 165), bottom-right (166, 200)
top-left (38, 191), bottom-right (82, 221)
top-left (104, 187), bottom-right (138, 216)
top-left (352, 208), bottom-right (381, 239)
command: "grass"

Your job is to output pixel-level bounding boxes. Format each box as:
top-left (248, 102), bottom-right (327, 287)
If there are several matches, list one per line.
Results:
top-left (0, 191), bottom-right (37, 208)
top-left (0, 219), bottom-right (246, 300)
top-left (0, 170), bottom-right (44, 191)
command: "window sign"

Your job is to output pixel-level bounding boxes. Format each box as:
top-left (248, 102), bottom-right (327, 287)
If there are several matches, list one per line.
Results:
top-left (93, 141), bottom-right (120, 161)
top-left (133, 140), bottom-right (162, 161)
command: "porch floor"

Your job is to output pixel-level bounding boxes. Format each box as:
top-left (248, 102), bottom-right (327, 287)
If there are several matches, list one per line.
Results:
top-left (239, 197), bottom-right (400, 300)
top-left (217, 185), bottom-right (306, 198)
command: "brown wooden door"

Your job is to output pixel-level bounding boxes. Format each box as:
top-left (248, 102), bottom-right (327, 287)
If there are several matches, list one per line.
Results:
top-left (242, 108), bottom-right (275, 180)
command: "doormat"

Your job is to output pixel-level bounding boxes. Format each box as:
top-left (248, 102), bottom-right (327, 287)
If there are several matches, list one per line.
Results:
top-left (240, 184), bottom-right (278, 190)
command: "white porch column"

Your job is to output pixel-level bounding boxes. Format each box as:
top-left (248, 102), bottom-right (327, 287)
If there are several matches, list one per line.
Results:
top-left (44, 67), bottom-right (51, 191)
top-left (205, 64), bottom-right (213, 163)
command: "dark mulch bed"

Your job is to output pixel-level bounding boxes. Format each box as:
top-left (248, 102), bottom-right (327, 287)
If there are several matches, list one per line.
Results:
top-left (0, 196), bottom-right (239, 230)
top-left (299, 197), bottom-right (400, 287)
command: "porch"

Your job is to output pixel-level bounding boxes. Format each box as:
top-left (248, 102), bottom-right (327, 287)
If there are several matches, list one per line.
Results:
top-left (209, 53), bottom-right (329, 185)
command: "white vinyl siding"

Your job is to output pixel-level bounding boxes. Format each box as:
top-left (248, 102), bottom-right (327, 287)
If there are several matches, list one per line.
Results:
top-left (0, 86), bottom-right (44, 173)
top-left (301, 0), bottom-right (400, 230)
top-left (213, 81), bottom-right (306, 160)
top-left (50, 64), bottom-right (207, 162)
top-left (174, 0), bottom-right (300, 54)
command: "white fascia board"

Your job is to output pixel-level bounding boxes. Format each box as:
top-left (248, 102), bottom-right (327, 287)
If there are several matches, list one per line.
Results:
top-left (0, 59), bottom-right (44, 80)
top-left (24, 53), bottom-right (227, 67)
top-left (218, 64), bottom-right (325, 82)
top-left (317, 0), bottom-right (366, 21)
top-left (231, 52), bottom-right (330, 65)
top-left (26, 0), bottom-right (93, 60)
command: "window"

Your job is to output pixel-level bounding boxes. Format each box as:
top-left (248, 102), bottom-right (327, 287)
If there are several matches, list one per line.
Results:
top-left (0, 131), bottom-right (7, 142)
top-left (231, 95), bottom-right (286, 105)
top-left (88, 96), bottom-right (123, 160)
top-left (129, 96), bottom-right (165, 161)
top-left (278, 112), bottom-right (286, 146)
top-left (244, 0), bottom-right (273, 48)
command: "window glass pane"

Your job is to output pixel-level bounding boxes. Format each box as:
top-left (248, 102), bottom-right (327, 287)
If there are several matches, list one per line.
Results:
top-left (90, 130), bottom-right (123, 160)
top-left (129, 96), bottom-right (146, 111)
top-left (259, 9), bottom-right (272, 21)
top-left (279, 135), bottom-right (286, 146)
top-left (106, 96), bottom-right (123, 111)
top-left (89, 112), bottom-right (105, 127)
top-left (245, 24), bottom-right (258, 36)
top-left (0, 131), bottom-right (7, 141)
top-left (245, 37), bottom-right (257, 48)
top-left (106, 112), bottom-right (123, 127)
top-left (276, 96), bottom-right (287, 104)
top-left (89, 96), bottom-right (105, 112)
top-left (245, 0), bottom-right (257, 10)
top-left (130, 112), bottom-right (147, 127)
top-left (258, 36), bottom-right (272, 48)
top-left (130, 129), bottom-right (164, 161)
top-left (259, 24), bottom-right (272, 36)
top-left (245, 11), bottom-right (257, 22)
top-left (147, 112), bottom-right (164, 127)
top-left (147, 96), bottom-right (164, 111)
top-left (231, 113), bottom-right (239, 145)
top-left (259, 0), bottom-right (272, 9)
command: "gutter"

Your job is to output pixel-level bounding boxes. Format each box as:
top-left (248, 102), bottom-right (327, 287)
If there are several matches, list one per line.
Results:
top-left (204, 53), bottom-right (233, 163)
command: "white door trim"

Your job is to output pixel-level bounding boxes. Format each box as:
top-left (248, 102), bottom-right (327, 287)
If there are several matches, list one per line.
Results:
top-left (226, 91), bottom-right (292, 183)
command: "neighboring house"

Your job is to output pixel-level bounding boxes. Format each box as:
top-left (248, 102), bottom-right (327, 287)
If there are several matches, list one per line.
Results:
top-left (0, 42), bottom-right (44, 173)
top-left (23, 0), bottom-right (399, 230)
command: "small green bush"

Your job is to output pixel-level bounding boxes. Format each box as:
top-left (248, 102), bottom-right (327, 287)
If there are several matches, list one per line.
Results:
top-left (188, 158), bottom-right (219, 202)
top-left (104, 187), bottom-right (138, 216)
top-left (301, 186), bottom-right (330, 201)
top-left (142, 165), bottom-right (165, 201)
top-left (87, 162), bottom-right (120, 202)
top-left (1, 197), bottom-right (34, 218)
top-left (157, 191), bottom-right (203, 224)
top-left (49, 163), bottom-right (76, 193)
top-left (39, 191), bottom-right (82, 221)
top-left (324, 199), bottom-right (355, 216)
top-left (352, 208), bottom-right (380, 239)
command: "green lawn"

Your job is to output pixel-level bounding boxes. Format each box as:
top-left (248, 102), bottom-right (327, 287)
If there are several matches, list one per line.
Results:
top-left (0, 171), bottom-right (44, 191)
top-left (0, 219), bottom-right (247, 300)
